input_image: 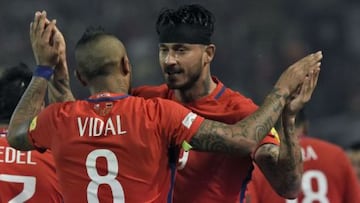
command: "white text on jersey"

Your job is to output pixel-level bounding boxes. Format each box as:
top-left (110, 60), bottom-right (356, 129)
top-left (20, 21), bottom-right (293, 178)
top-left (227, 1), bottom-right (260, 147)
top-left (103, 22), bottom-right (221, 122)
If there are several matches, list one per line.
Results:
top-left (301, 145), bottom-right (318, 161)
top-left (0, 146), bottom-right (36, 165)
top-left (77, 115), bottom-right (127, 137)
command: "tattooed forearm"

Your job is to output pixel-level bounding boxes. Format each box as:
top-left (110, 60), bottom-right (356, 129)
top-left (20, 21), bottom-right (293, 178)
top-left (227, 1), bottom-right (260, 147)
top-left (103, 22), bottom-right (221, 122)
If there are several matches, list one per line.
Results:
top-left (48, 77), bottom-right (75, 103)
top-left (7, 77), bottom-right (48, 150)
top-left (190, 120), bottom-right (257, 155)
top-left (13, 77), bottom-right (47, 119)
top-left (269, 115), bottom-right (302, 196)
top-left (191, 87), bottom-right (289, 154)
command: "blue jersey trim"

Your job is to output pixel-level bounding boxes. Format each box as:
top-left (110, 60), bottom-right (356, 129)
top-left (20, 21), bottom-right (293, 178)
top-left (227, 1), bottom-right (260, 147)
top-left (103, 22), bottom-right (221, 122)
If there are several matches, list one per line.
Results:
top-left (167, 163), bottom-right (176, 203)
top-left (214, 85), bottom-right (226, 100)
top-left (240, 164), bottom-right (254, 203)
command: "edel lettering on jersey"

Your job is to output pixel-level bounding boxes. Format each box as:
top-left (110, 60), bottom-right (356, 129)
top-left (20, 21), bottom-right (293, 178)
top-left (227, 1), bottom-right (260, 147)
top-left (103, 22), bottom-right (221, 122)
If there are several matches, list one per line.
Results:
top-left (0, 146), bottom-right (37, 165)
top-left (77, 115), bottom-right (127, 137)
top-left (0, 128), bottom-right (36, 165)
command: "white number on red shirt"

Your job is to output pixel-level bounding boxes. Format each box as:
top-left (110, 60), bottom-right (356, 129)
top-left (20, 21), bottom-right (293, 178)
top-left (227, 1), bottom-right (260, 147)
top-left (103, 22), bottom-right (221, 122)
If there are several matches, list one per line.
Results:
top-left (86, 149), bottom-right (125, 203)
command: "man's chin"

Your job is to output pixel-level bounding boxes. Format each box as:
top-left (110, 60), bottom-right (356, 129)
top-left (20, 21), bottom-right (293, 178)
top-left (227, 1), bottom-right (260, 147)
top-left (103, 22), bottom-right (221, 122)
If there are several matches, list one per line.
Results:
top-left (166, 82), bottom-right (182, 90)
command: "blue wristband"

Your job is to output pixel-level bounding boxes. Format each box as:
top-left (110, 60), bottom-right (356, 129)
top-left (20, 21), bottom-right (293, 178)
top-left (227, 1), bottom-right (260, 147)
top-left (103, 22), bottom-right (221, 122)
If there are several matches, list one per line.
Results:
top-left (34, 65), bottom-right (54, 80)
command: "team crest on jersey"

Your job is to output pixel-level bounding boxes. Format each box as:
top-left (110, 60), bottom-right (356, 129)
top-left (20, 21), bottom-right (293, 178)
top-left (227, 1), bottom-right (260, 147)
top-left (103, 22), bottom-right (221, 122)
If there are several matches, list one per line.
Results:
top-left (29, 116), bottom-right (38, 131)
top-left (93, 102), bottom-right (113, 116)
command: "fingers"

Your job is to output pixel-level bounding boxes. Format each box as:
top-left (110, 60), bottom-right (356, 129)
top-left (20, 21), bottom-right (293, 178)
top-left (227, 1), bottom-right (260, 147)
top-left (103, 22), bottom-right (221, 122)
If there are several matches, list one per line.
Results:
top-left (53, 30), bottom-right (62, 51)
top-left (31, 10), bottom-right (58, 45)
top-left (35, 11), bottom-right (47, 38)
top-left (31, 11), bottom-right (41, 36)
top-left (43, 19), bottom-right (57, 43)
top-left (312, 68), bottom-right (321, 88)
top-left (304, 51), bottom-right (323, 65)
top-left (30, 10), bottom-right (61, 66)
top-left (299, 67), bottom-right (320, 102)
top-left (29, 22), bottom-right (34, 41)
top-left (300, 75), bottom-right (312, 102)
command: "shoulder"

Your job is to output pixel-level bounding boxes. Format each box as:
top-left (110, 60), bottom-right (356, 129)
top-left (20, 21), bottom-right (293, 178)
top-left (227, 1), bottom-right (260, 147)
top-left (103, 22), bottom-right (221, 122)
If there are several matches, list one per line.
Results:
top-left (219, 86), bottom-right (258, 112)
top-left (142, 96), bottom-right (181, 109)
top-left (131, 84), bottom-right (169, 99)
top-left (40, 101), bottom-right (82, 119)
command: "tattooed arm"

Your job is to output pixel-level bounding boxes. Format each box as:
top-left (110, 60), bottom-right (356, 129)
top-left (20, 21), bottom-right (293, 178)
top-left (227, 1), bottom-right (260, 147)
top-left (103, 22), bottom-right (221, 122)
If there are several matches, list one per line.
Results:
top-left (48, 58), bottom-right (76, 103)
top-left (7, 77), bottom-right (48, 150)
top-left (190, 87), bottom-right (288, 155)
top-left (7, 11), bottom-right (60, 150)
top-left (189, 51), bottom-right (322, 155)
top-left (254, 115), bottom-right (302, 199)
top-left (253, 69), bottom-right (320, 199)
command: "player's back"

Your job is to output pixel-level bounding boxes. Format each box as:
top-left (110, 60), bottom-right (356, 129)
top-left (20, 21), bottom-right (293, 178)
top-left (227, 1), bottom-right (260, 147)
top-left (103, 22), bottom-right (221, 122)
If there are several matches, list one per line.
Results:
top-left (247, 136), bottom-right (360, 203)
top-left (133, 78), bottom-right (279, 203)
top-left (0, 132), bottom-right (62, 203)
top-left (29, 93), bottom-right (202, 203)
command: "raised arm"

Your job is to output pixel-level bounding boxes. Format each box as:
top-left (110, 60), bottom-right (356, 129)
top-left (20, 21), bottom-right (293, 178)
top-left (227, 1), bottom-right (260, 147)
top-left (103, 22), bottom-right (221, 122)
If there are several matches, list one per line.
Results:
top-left (189, 51), bottom-right (322, 155)
top-left (7, 11), bottom-right (60, 150)
top-left (48, 25), bottom-right (76, 103)
top-left (254, 68), bottom-right (321, 198)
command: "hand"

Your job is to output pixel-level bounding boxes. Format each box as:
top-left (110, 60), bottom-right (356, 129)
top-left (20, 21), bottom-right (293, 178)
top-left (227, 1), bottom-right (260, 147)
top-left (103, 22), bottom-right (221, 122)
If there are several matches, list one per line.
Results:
top-left (29, 11), bottom-right (60, 67)
top-left (275, 51), bottom-right (322, 96)
top-left (47, 25), bottom-right (76, 102)
top-left (53, 25), bottom-right (70, 85)
top-left (284, 68), bottom-right (320, 116)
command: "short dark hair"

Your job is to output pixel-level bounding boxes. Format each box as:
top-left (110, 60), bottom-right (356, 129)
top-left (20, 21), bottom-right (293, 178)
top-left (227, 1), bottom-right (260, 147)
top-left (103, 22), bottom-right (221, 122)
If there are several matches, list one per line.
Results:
top-left (0, 63), bottom-right (32, 122)
top-left (75, 26), bottom-right (108, 48)
top-left (349, 142), bottom-right (360, 150)
top-left (156, 4), bottom-right (215, 44)
top-left (75, 26), bottom-right (117, 80)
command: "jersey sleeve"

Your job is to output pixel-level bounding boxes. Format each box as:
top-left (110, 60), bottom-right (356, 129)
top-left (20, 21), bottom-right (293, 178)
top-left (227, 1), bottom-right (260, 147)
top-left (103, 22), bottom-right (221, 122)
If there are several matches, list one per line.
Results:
top-left (149, 98), bottom-right (204, 146)
top-left (28, 103), bottom-right (62, 150)
top-left (251, 128), bottom-right (280, 158)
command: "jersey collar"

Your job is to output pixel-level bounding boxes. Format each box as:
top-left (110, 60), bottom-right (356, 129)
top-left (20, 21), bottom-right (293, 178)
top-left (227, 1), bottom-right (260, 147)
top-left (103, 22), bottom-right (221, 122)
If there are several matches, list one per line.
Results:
top-left (86, 92), bottom-right (129, 102)
top-left (168, 76), bottom-right (226, 103)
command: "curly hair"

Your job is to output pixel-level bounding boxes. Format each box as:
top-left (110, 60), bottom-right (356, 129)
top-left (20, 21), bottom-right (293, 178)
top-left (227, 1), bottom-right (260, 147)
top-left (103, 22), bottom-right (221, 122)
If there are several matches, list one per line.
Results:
top-left (75, 26), bottom-right (108, 48)
top-left (0, 63), bottom-right (32, 122)
top-left (156, 4), bottom-right (215, 35)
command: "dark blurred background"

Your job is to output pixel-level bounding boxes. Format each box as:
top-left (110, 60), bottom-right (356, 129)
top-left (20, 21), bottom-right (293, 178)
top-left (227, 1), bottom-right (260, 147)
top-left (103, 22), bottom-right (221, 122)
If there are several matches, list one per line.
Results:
top-left (0, 0), bottom-right (359, 148)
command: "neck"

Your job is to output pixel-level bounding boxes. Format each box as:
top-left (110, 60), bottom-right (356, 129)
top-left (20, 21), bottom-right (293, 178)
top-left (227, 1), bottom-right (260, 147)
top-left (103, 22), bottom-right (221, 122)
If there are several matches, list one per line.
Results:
top-left (89, 76), bottom-right (129, 95)
top-left (174, 74), bottom-right (217, 103)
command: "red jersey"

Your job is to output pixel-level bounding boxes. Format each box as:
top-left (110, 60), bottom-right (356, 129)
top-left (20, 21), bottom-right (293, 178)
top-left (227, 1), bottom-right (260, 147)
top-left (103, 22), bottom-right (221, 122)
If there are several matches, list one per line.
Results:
top-left (0, 128), bottom-right (62, 203)
top-left (28, 93), bottom-right (204, 203)
top-left (247, 136), bottom-right (360, 203)
top-left (132, 78), bottom-right (280, 203)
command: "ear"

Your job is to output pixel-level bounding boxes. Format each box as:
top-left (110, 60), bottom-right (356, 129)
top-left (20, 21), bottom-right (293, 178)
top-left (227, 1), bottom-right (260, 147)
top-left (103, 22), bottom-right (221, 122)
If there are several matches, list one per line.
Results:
top-left (74, 69), bottom-right (87, 86)
top-left (121, 55), bottom-right (131, 76)
top-left (204, 44), bottom-right (216, 63)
